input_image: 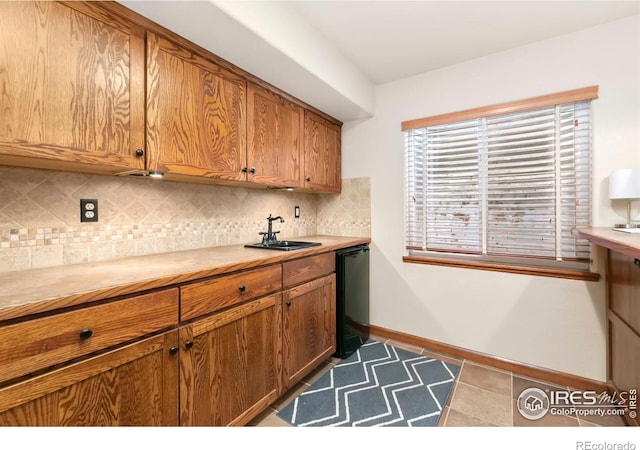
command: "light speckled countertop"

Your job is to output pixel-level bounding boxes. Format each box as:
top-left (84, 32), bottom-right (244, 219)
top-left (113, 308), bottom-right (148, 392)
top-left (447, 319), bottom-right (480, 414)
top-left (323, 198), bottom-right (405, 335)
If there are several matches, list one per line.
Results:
top-left (0, 235), bottom-right (370, 322)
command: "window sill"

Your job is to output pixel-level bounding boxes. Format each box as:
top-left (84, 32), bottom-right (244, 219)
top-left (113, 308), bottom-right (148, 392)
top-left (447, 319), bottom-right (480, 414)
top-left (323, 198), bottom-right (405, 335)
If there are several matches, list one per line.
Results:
top-left (402, 255), bottom-right (600, 281)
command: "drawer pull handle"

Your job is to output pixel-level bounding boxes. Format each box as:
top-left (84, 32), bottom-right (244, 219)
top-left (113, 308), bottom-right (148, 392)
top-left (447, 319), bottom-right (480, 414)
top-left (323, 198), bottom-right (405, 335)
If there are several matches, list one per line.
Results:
top-left (185, 340), bottom-right (194, 350)
top-left (79, 328), bottom-right (93, 340)
top-left (169, 347), bottom-right (178, 355)
top-left (238, 284), bottom-right (246, 293)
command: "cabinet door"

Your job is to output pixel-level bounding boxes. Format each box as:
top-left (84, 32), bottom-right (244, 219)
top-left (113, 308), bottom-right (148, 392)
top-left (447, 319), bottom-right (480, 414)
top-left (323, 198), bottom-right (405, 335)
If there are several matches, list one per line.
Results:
top-left (247, 84), bottom-right (304, 188)
top-left (607, 251), bottom-right (640, 426)
top-left (304, 111), bottom-right (341, 193)
top-left (0, 1), bottom-right (145, 173)
top-left (609, 314), bottom-right (640, 426)
top-left (179, 293), bottom-right (282, 426)
top-left (608, 251), bottom-right (640, 334)
top-left (0, 331), bottom-right (179, 426)
top-left (282, 274), bottom-right (336, 390)
top-left (146, 33), bottom-right (247, 181)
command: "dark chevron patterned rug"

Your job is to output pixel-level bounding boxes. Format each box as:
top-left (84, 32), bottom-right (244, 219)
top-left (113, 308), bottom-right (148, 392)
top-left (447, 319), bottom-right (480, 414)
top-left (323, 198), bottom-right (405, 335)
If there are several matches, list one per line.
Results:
top-left (277, 339), bottom-right (460, 427)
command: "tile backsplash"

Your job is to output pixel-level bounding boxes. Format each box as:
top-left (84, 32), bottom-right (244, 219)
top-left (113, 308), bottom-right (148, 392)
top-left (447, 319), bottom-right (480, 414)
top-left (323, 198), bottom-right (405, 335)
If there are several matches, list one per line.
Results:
top-left (0, 166), bottom-right (370, 272)
top-left (317, 177), bottom-right (371, 238)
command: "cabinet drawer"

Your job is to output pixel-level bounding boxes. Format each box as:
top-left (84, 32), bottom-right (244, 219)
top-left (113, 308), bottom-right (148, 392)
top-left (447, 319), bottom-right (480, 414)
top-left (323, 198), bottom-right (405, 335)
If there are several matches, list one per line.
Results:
top-left (0, 289), bottom-right (178, 385)
top-left (283, 252), bottom-right (335, 289)
top-left (180, 265), bottom-right (282, 321)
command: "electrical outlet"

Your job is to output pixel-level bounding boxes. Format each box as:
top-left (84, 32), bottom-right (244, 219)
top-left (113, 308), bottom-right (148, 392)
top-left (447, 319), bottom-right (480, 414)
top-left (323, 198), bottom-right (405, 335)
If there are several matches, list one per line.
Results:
top-left (294, 206), bottom-right (300, 218)
top-left (80, 199), bottom-right (98, 222)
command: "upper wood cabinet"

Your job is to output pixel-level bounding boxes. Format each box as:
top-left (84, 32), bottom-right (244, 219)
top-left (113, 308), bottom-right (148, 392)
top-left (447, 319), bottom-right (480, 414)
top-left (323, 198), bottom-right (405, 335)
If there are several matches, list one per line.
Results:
top-left (247, 83), bottom-right (305, 188)
top-left (0, 1), bottom-right (145, 173)
top-left (0, 1), bottom-right (342, 192)
top-left (146, 33), bottom-right (247, 181)
top-left (304, 111), bottom-right (342, 193)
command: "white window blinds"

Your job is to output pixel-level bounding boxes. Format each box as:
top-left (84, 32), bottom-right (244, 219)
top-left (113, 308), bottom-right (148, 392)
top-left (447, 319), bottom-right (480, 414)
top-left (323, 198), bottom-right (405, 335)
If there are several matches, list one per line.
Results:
top-left (404, 91), bottom-right (594, 267)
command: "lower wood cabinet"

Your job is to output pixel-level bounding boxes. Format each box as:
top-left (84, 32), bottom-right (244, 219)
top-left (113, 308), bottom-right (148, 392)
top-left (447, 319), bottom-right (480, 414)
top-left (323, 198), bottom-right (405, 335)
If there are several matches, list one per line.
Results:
top-left (282, 274), bottom-right (336, 390)
top-left (0, 253), bottom-right (341, 427)
top-left (607, 250), bottom-right (640, 426)
top-left (0, 331), bottom-right (179, 426)
top-left (179, 293), bottom-right (282, 426)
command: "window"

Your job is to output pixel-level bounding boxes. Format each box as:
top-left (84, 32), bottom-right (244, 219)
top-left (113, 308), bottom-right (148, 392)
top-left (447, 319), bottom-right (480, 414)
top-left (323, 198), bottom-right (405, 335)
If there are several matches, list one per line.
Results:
top-left (402, 86), bottom-right (599, 280)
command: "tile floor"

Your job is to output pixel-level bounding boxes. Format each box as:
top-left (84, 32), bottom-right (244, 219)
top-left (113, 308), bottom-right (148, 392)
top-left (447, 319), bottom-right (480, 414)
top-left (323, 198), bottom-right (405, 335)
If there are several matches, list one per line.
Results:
top-left (249, 334), bottom-right (627, 427)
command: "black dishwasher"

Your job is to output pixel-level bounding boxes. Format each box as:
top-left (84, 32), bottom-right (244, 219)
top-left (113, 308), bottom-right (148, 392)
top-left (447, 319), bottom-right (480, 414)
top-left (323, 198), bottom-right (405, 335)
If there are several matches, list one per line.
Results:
top-left (334, 244), bottom-right (370, 358)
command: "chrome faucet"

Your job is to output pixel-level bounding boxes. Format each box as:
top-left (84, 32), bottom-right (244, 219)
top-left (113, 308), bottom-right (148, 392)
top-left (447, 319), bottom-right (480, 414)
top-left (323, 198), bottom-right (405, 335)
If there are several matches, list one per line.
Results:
top-left (260, 214), bottom-right (285, 244)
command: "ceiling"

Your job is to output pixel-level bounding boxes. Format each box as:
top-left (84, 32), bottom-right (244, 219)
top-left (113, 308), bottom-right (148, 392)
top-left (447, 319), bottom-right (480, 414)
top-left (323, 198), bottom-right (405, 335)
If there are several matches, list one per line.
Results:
top-left (120, 1), bottom-right (640, 121)
top-left (290, 1), bottom-right (640, 85)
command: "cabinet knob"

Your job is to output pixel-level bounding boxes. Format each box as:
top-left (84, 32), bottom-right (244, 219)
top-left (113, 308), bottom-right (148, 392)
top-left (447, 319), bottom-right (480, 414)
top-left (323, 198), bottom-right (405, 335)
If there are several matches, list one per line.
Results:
top-left (169, 346), bottom-right (178, 355)
top-left (241, 167), bottom-right (248, 173)
top-left (249, 167), bottom-right (256, 174)
top-left (634, 258), bottom-right (640, 267)
top-left (239, 284), bottom-right (246, 293)
top-left (79, 328), bottom-right (93, 340)
top-left (306, 177), bottom-right (311, 182)
top-left (185, 340), bottom-right (194, 350)
top-left (135, 148), bottom-right (144, 157)
top-left (285, 301), bottom-right (291, 307)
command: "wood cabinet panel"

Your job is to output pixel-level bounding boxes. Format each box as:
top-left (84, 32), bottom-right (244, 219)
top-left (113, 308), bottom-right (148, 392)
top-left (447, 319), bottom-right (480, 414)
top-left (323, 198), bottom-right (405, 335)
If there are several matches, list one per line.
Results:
top-left (609, 251), bottom-right (640, 334)
top-left (0, 288), bottom-right (178, 385)
top-left (607, 249), bottom-right (640, 426)
top-left (609, 313), bottom-right (640, 391)
top-left (179, 293), bottom-right (282, 426)
top-left (304, 111), bottom-right (341, 193)
top-left (247, 83), bottom-right (304, 188)
top-left (0, 1), bottom-right (145, 173)
top-left (180, 265), bottom-right (282, 321)
top-left (283, 252), bottom-right (335, 289)
top-left (609, 313), bottom-right (640, 426)
top-left (146, 33), bottom-right (247, 180)
top-left (0, 331), bottom-right (179, 426)
top-left (282, 274), bottom-right (336, 390)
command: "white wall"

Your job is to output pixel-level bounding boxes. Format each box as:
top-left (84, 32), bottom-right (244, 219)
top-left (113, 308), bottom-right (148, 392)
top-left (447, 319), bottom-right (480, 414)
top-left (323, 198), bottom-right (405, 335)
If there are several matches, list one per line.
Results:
top-left (341, 15), bottom-right (640, 381)
top-left (212, 0), bottom-right (375, 118)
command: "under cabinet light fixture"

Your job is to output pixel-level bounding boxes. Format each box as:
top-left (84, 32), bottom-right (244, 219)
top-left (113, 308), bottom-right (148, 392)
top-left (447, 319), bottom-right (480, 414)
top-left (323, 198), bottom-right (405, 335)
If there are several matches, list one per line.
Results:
top-left (114, 169), bottom-right (165, 179)
top-left (266, 186), bottom-right (295, 191)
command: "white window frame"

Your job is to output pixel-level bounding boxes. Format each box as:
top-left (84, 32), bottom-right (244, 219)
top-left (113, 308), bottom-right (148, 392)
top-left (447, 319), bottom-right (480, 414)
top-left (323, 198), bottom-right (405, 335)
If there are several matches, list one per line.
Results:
top-left (402, 87), bottom-right (599, 280)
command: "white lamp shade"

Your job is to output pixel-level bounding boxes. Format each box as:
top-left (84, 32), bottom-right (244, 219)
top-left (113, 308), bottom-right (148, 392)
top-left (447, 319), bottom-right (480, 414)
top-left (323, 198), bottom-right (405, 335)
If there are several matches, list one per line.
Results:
top-left (609, 168), bottom-right (640, 199)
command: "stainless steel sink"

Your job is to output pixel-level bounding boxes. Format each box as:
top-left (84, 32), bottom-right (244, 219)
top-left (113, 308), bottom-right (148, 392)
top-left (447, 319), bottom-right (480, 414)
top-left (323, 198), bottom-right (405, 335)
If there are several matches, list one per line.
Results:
top-left (244, 240), bottom-right (322, 251)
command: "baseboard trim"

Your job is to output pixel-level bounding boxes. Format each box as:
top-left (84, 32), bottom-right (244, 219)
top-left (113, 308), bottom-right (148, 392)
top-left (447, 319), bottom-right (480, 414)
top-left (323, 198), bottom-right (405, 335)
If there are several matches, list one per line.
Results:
top-left (369, 324), bottom-right (608, 392)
